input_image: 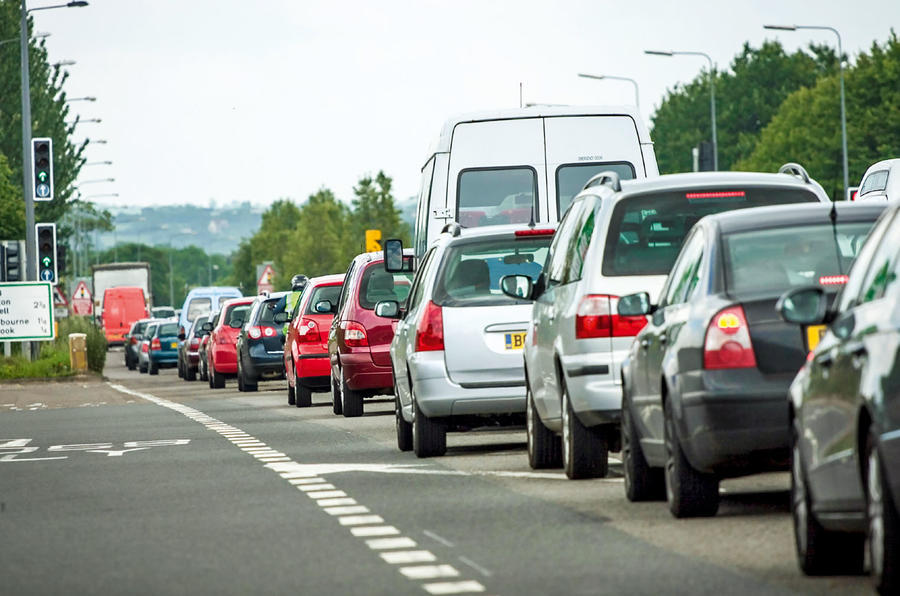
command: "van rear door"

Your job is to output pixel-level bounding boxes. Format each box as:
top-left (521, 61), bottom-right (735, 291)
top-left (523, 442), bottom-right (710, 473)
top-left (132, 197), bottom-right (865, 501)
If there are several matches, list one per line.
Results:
top-left (544, 115), bottom-right (645, 221)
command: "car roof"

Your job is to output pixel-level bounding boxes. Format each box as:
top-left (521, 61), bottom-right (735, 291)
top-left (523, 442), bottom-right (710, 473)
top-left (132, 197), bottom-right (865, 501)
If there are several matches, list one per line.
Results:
top-left (220, 296), bottom-right (255, 309)
top-left (186, 286), bottom-right (241, 296)
top-left (702, 202), bottom-right (887, 235)
top-left (616, 171), bottom-right (824, 196)
top-left (307, 273), bottom-right (345, 287)
top-left (351, 247), bottom-right (415, 267)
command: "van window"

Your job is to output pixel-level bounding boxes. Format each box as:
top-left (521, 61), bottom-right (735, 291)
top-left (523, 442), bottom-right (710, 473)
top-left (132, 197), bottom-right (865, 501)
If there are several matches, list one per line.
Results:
top-left (416, 158), bottom-right (435, 255)
top-left (358, 265), bottom-right (413, 310)
top-left (602, 187), bottom-right (819, 277)
top-left (457, 167), bottom-right (537, 228)
top-left (186, 298), bottom-right (212, 321)
top-left (557, 162), bottom-right (635, 215)
top-left (218, 296), bottom-right (234, 309)
top-left (860, 170), bottom-right (889, 196)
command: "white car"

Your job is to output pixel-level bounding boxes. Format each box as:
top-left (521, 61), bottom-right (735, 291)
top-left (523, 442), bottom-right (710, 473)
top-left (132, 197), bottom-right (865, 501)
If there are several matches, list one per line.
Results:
top-left (855, 158), bottom-right (900, 201)
top-left (511, 163), bottom-right (829, 480)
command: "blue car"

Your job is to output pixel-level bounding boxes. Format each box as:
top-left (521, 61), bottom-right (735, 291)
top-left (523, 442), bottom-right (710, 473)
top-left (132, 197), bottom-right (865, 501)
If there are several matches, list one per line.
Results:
top-left (147, 320), bottom-right (181, 375)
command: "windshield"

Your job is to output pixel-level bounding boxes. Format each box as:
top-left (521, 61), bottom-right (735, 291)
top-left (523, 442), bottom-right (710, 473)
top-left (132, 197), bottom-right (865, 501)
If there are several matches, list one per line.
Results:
top-left (724, 222), bottom-right (874, 294)
top-left (186, 298), bottom-right (211, 321)
top-left (158, 323), bottom-right (179, 336)
top-left (457, 167), bottom-right (537, 228)
top-left (358, 265), bottom-right (413, 309)
top-left (305, 284), bottom-right (342, 314)
top-left (602, 187), bottom-right (820, 276)
top-left (433, 236), bottom-right (552, 307)
top-left (557, 163), bottom-right (635, 216)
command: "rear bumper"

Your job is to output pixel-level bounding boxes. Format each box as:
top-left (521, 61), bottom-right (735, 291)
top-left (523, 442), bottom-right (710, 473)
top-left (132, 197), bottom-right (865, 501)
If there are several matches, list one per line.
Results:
top-left (339, 351), bottom-right (393, 393)
top-left (560, 348), bottom-right (623, 427)
top-left (296, 352), bottom-right (331, 380)
top-left (409, 351), bottom-right (525, 418)
top-left (211, 345), bottom-right (238, 374)
top-left (149, 351), bottom-right (178, 365)
top-left (245, 345), bottom-right (285, 379)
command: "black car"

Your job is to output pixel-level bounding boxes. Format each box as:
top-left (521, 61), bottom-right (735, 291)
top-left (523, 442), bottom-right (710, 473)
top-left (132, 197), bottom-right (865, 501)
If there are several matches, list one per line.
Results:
top-left (618, 202), bottom-right (884, 518)
top-left (124, 318), bottom-right (152, 371)
top-left (236, 292), bottom-right (288, 392)
top-left (777, 201), bottom-right (900, 592)
top-left (177, 314), bottom-right (209, 382)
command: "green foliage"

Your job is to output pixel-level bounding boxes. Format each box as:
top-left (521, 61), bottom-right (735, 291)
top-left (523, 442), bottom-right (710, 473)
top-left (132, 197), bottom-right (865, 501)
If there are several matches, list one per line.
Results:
top-left (349, 171), bottom-right (411, 251)
top-left (283, 188), bottom-right (353, 278)
top-left (0, 344), bottom-right (71, 379)
top-left (0, 152), bottom-right (23, 238)
top-left (55, 316), bottom-right (107, 374)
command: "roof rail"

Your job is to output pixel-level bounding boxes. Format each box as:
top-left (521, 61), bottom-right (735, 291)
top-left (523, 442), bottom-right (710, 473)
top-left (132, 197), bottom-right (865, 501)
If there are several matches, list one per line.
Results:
top-left (582, 171), bottom-right (622, 192)
top-left (441, 222), bottom-right (463, 237)
top-left (778, 162), bottom-right (811, 184)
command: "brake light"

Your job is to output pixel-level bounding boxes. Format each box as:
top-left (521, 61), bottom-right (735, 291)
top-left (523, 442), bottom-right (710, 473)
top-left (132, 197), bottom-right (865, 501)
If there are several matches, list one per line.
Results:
top-left (150, 338), bottom-right (161, 351)
top-left (247, 326), bottom-right (275, 340)
top-left (515, 228), bottom-right (556, 237)
top-left (819, 275), bottom-right (849, 286)
top-left (415, 300), bottom-right (444, 352)
top-left (575, 295), bottom-right (647, 339)
top-left (141, 342), bottom-right (149, 353)
top-left (296, 318), bottom-right (321, 344)
top-left (189, 338), bottom-right (199, 350)
top-left (685, 191), bottom-right (745, 199)
top-left (703, 305), bottom-right (757, 369)
top-left (342, 321), bottom-right (368, 347)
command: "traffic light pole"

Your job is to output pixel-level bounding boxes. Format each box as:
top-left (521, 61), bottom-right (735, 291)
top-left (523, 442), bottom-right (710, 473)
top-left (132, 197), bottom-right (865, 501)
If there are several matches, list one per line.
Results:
top-left (20, 2), bottom-right (36, 283)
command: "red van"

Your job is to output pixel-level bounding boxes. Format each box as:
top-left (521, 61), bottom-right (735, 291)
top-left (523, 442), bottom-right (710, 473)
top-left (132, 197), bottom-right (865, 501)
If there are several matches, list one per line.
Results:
top-left (328, 249), bottom-right (414, 417)
top-left (101, 287), bottom-right (148, 346)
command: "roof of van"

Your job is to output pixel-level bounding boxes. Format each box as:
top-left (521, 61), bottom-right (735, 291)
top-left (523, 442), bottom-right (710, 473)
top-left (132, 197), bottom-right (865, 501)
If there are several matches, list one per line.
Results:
top-left (426, 105), bottom-right (652, 159)
top-left (185, 286), bottom-right (242, 296)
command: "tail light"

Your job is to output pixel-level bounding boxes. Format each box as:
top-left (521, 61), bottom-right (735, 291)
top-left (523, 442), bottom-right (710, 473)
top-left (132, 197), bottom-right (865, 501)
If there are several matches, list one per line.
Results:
top-left (703, 305), bottom-right (757, 369)
top-left (130, 337), bottom-right (138, 345)
top-left (342, 321), bottom-right (369, 347)
top-left (819, 275), bottom-right (849, 286)
top-left (296, 318), bottom-right (321, 344)
top-left (150, 338), bottom-right (161, 351)
top-left (189, 338), bottom-right (200, 350)
top-left (415, 300), bottom-right (444, 352)
top-left (218, 333), bottom-right (231, 345)
top-left (248, 326), bottom-right (277, 340)
top-left (515, 228), bottom-right (556, 237)
top-left (575, 295), bottom-right (647, 339)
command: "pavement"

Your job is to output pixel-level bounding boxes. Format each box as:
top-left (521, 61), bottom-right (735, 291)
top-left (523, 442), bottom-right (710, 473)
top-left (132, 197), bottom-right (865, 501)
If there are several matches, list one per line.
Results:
top-left (0, 349), bottom-right (873, 595)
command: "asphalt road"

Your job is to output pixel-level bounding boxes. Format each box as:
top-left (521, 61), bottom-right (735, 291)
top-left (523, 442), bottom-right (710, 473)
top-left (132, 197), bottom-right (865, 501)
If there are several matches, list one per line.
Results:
top-left (0, 351), bottom-right (873, 595)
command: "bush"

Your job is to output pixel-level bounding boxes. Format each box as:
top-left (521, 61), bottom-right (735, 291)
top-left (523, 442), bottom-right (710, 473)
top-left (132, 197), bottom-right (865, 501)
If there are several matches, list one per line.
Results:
top-left (55, 316), bottom-right (107, 374)
top-left (0, 344), bottom-right (72, 379)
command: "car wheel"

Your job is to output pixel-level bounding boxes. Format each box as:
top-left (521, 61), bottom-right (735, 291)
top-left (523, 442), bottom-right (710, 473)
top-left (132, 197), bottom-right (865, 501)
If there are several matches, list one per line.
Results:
top-left (287, 374), bottom-right (296, 405)
top-left (199, 358), bottom-right (208, 382)
top-left (340, 373), bottom-right (363, 418)
top-left (664, 399), bottom-right (718, 518)
top-left (622, 388), bottom-right (664, 502)
top-left (210, 360), bottom-right (225, 389)
top-left (526, 384), bottom-right (561, 469)
top-left (177, 358), bottom-right (184, 379)
top-left (561, 381), bottom-right (608, 479)
top-left (296, 373), bottom-right (312, 408)
top-left (791, 423), bottom-right (863, 574)
top-left (867, 432), bottom-right (898, 593)
top-left (412, 399), bottom-right (445, 458)
top-left (396, 389), bottom-right (412, 452)
top-left (242, 362), bottom-right (258, 392)
top-left (149, 360), bottom-right (159, 376)
top-left (331, 374), bottom-right (343, 415)
top-left (185, 364), bottom-right (197, 382)
top-left (139, 362), bottom-right (147, 374)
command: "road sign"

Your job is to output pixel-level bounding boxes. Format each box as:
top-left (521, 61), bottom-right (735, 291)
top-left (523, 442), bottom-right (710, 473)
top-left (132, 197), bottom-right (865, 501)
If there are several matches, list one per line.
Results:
top-left (365, 229), bottom-right (382, 252)
top-left (0, 282), bottom-right (54, 341)
top-left (256, 263), bottom-right (275, 294)
top-left (71, 280), bottom-right (93, 315)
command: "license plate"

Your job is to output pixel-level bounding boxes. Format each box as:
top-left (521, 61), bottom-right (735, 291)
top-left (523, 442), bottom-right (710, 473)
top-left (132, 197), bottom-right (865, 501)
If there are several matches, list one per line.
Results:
top-left (170, 342), bottom-right (178, 349)
top-left (504, 332), bottom-right (526, 350)
top-left (806, 325), bottom-right (826, 351)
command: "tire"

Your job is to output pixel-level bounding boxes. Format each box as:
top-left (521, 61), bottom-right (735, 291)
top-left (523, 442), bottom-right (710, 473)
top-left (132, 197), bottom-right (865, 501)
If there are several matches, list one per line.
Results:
top-left (622, 389), bottom-right (664, 501)
top-left (210, 360), bottom-right (225, 389)
top-left (242, 367), bottom-right (258, 392)
top-left (340, 373), bottom-right (364, 418)
top-left (412, 399), bottom-right (446, 457)
top-left (295, 374), bottom-right (312, 408)
top-left (526, 384), bottom-right (561, 469)
top-left (791, 423), bottom-right (863, 574)
top-left (149, 360), bottom-right (159, 376)
top-left (139, 362), bottom-right (147, 374)
top-left (127, 357), bottom-right (136, 371)
top-left (199, 357), bottom-right (208, 382)
top-left (396, 394), bottom-right (413, 452)
top-left (867, 432), bottom-right (899, 593)
top-left (177, 358), bottom-right (184, 379)
top-left (185, 365), bottom-right (197, 382)
top-left (561, 381), bottom-right (608, 479)
top-left (287, 374), bottom-right (296, 405)
top-left (664, 399), bottom-right (718, 518)
top-left (331, 375), bottom-right (343, 415)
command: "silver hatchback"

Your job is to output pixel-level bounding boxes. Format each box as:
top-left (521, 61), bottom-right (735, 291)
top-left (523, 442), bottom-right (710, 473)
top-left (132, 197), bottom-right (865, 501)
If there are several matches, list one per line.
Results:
top-left (377, 224), bottom-right (554, 457)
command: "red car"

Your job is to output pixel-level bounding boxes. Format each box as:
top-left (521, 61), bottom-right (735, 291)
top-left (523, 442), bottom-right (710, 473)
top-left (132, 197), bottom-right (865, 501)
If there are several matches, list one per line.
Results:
top-left (328, 249), bottom-right (414, 417)
top-left (205, 297), bottom-right (255, 389)
top-left (283, 274), bottom-right (344, 407)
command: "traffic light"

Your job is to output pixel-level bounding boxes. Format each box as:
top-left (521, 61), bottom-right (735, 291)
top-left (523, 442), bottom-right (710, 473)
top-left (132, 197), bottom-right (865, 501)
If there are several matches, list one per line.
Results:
top-left (1, 241), bottom-right (20, 282)
top-left (35, 223), bottom-right (57, 285)
top-left (32, 137), bottom-right (54, 201)
top-left (365, 229), bottom-right (382, 252)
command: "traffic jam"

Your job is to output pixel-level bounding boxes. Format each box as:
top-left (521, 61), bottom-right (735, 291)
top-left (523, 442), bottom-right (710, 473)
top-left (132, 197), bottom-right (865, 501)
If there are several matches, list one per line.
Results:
top-left (111, 108), bottom-right (900, 593)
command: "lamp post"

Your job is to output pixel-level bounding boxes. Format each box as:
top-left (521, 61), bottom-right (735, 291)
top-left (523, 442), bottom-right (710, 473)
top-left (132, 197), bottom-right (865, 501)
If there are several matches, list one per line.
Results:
top-left (52, 59), bottom-right (75, 67)
top-left (577, 73), bottom-right (640, 108)
top-left (646, 49), bottom-right (718, 170)
top-left (66, 117), bottom-right (101, 125)
top-left (87, 138), bottom-right (107, 144)
top-left (84, 161), bottom-right (112, 166)
top-left (165, 230), bottom-right (195, 307)
top-left (65, 96), bottom-right (95, 103)
top-left (0, 31), bottom-right (47, 46)
top-left (73, 178), bottom-right (115, 186)
top-left (764, 24), bottom-right (848, 198)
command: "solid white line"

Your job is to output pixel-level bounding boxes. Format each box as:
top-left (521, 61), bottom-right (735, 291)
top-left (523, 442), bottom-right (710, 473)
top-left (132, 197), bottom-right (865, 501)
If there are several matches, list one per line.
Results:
top-left (323, 505), bottom-right (369, 516)
top-left (298, 484), bottom-right (336, 492)
top-left (289, 478), bottom-right (327, 485)
top-left (366, 537), bottom-right (418, 550)
top-left (338, 515), bottom-right (385, 526)
top-left (400, 565), bottom-right (460, 580)
top-left (422, 581), bottom-right (485, 594)
top-left (307, 490), bottom-right (347, 499)
top-left (350, 526), bottom-right (400, 537)
top-left (458, 556), bottom-right (492, 578)
top-left (380, 550), bottom-right (436, 564)
top-left (424, 530), bottom-right (455, 547)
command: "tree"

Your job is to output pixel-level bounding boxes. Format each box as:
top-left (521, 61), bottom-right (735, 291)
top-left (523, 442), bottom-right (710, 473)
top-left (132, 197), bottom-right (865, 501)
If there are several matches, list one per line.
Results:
top-left (282, 188), bottom-right (352, 278)
top-left (349, 171), bottom-right (410, 253)
top-left (0, 153), bottom-right (23, 239)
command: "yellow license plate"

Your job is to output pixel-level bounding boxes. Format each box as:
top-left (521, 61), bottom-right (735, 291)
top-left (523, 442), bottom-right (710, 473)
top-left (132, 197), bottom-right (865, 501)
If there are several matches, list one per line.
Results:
top-left (504, 332), bottom-right (526, 350)
top-left (170, 342), bottom-right (178, 349)
top-left (806, 325), bottom-right (826, 351)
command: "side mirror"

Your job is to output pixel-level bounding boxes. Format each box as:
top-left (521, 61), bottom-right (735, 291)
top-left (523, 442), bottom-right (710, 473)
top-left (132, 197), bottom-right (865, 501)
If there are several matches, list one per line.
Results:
top-left (384, 239), bottom-right (410, 272)
top-left (315, 300), bottom-right (333, 314)
top-left (618, 292), bottom-right (653, 316)
top-left (273, 311), bottom-right (288, 324)
top-left (776, 286), bottom-right (827, 325)
top-left (374, 300), bottom-right (401, 319)
top-left (201, 322), bottom-right (213, 332)
top-left (499, 274), bottom-right (534, 300)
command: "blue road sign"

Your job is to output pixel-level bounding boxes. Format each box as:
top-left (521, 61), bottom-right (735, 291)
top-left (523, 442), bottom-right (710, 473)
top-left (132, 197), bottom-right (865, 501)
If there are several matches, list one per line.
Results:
top-left (40, 268), bottom-right (55, 282)
top-left (36, 183), bottom-right (51, 198)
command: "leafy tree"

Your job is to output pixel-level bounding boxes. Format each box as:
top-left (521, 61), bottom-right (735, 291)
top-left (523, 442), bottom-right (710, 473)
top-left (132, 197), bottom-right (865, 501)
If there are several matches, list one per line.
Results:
top-left (0, 153), bottom-right (23, 238)
top-left (283, 188), bottom-right (352, 278)
top-left (349, 171), bottom-right (410, 253)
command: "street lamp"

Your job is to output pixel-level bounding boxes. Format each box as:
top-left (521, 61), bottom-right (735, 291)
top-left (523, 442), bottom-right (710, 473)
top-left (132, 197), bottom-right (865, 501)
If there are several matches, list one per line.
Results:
top-left (646, 49), bottom-right (718, 170)
top-left (19, 0), bottom-right (89, 284)
top-left (52, 59), bottom-right (75, 67)
top-left (578, 73), bottom-right (640, 108)
top-left (82, 193), bottom-right (118, 199)
top-left (84, 160), bottom-right (112, 166)
top-left (87, 138), bottom-right (108, 144)
top-left (66, 117), bottom-right (101, 125)
top-left (764, 24), bottom-right (849, 198)
top-left (65, 96), bottom-right (96, 103)
top-left (73, 178), bottom-right (115, 186)
top-left (0, 31), bottom-right (48, 46)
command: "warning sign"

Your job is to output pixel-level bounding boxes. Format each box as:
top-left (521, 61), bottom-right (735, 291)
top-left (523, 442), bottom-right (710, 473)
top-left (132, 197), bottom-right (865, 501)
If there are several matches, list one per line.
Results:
top-left (257, 264), bottom-right (275, 295)
top-left (71, 281), bottom-right (92, 316)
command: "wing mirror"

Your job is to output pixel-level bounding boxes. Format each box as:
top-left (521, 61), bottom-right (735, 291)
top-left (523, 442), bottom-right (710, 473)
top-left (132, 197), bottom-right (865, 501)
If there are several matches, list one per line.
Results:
top-left (315, 300), bottom-right (333, 314)
top-left (618, 292), bottom-right (654, 316)
top-left (201, 322), bottom-right (213, 332)
top-left (776, 286), bottom-right (827, 325)
top-left (499, 275), bottom-right (534, 300)
top-left (384, 239), bottom-right (413, 273)
top-left (374, 300), bottom-right (401, 319)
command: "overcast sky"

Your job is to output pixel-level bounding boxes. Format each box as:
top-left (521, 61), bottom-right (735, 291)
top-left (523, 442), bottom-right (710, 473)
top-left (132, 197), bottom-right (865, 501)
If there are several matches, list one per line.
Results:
top-left (32, 0), bottom-right (898, 209)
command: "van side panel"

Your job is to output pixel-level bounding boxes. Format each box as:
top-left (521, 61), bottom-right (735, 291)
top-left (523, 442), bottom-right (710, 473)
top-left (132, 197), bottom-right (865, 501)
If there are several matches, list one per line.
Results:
top-left (543, 116), bottom-right (645, 221)
top-left (422, 153), bottom-right (450, 256)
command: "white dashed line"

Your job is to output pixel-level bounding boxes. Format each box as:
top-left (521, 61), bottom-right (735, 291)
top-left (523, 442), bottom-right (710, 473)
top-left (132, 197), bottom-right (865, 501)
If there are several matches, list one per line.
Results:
top-left (381, 550), bottom-right (437, 564)
top-left (350, 526), bottom-right (401, 537)
top-left (288, 477), bottom-right (327, 485)
top-left (424, 530), bottom-right (455, 547)
top-left (297, 483), bottom-right (336, 491)
top-left (401, 565), bottom-right (460, 580)
top-left (458, 556), bottom-right (492, 578)
top-left (423, 580), bottom-right (486, 594)
top-left (324, 506), bottom-right (370, 516)
top-left (307, 490), bottom-right (346, 499)
top-left (367, 537), bottom-right (418, 550)
top-left (338, 515), bottom-right (385, 526)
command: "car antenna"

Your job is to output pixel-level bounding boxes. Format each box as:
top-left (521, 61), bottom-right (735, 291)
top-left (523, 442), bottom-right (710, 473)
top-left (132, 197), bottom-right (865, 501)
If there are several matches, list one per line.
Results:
top-left (528, 202), bottom-right (536, 228)
top-left (829, 197), bottom-right (843, 275)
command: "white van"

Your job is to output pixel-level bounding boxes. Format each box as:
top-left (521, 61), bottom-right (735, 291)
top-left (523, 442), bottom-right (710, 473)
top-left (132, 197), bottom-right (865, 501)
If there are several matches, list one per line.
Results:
top-left (855, 158), bottom-right (900, 202)
top-left (412, 105), bottom-right (658, 256)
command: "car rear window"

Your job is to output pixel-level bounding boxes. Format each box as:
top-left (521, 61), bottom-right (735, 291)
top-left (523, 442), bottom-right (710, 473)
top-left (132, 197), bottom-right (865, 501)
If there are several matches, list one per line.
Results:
top-left (145, 324), bottom-right (157, 338)
top-left (358, 265), bottom-right (413, 310)
top-left (158, 323), bottom-right (179, 336)
top-left (305, 284), bottom-right (342, 314)
top-left (218, 296), bottom-right (234, 309)
top-left (433, 235), bottom-right (552, 307)
top-left (724, 221), bottom-right (875, 294)
top-left (186, 298), bottom-right (211, 321)
top-left (255, 299), bottom-right (279, 325)
top-left (557, 162), bottom-right (635, 216)
top-left (132, 321), bottom-right (148, 335)
top-left (602, 187), bottom-right (820, 276)
top-left (457, 167), bottom-right (537, 228)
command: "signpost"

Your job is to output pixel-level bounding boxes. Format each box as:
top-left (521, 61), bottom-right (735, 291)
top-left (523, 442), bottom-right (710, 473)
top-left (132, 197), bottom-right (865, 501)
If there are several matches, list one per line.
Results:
top-left (71, 280), bottom-right (93, 316)
top-left (256, 264), bottom-right (275, 295)
top-left (0, 282), bottom-right (54, 341)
